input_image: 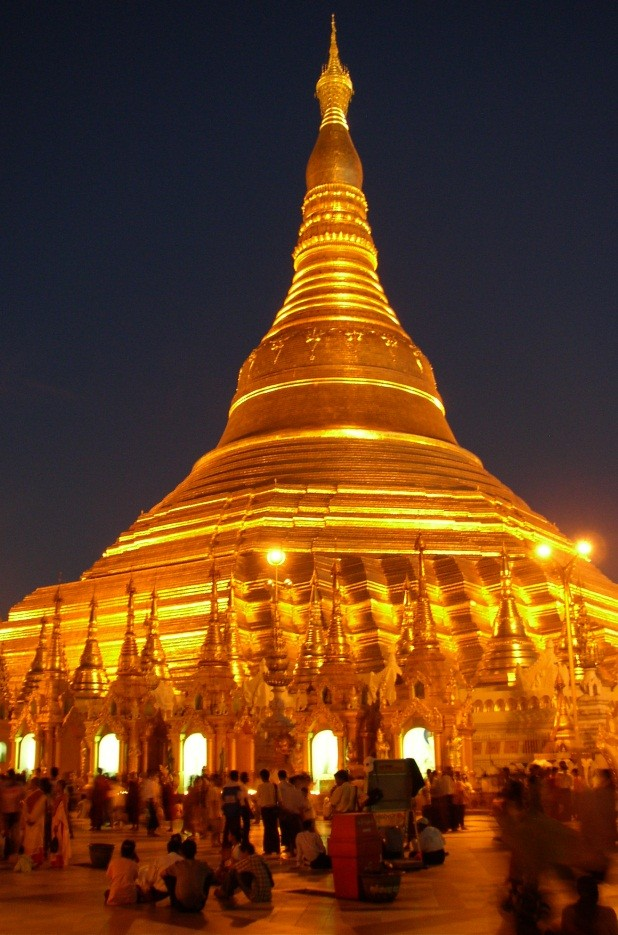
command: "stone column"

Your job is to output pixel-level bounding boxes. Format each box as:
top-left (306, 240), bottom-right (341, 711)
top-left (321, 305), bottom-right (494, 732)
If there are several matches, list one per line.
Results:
top-left (228, 731), bottom-right (237, 772)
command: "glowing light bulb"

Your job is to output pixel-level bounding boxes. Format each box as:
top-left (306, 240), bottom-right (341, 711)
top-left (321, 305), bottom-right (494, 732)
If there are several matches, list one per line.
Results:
top-left (267, 548), bottom-right (286, 567)
top-left (535, 543), bottom-right (552, 559)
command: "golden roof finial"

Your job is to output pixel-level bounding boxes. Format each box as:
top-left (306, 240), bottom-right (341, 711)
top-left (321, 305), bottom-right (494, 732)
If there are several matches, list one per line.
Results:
top-left (315, 14), bottom-right (354, 129)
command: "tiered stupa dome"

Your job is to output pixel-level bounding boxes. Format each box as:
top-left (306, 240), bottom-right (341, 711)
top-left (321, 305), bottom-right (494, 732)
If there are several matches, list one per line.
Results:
top-left (4, 18), bottom-right (617, 704)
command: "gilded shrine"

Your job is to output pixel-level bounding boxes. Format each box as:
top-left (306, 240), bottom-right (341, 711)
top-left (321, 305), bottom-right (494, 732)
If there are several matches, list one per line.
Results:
top-left (2, 21), bottom-right (618, 788)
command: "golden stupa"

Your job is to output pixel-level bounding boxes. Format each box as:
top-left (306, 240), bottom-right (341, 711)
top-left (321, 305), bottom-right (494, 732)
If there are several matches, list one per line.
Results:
top-left (2, 20), bottom-right (618, 782)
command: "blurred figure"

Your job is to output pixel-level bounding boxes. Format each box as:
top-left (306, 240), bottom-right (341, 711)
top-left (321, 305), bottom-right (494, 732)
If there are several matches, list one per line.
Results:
top-left (328, 769), bottom-right (358, 814)
top-left (579, 769), bottom-right (616, 873)
top-left (255, 768), bottom-right (280, 855)
top-left (295, 819), bottom-right (330, 869)
top-left (141, 770), bottom-right (160, 837)
top-left (105, 839), bottom-right (140, 905)
top-left (139, 832), bottom-right (183, 902)
top-left (416, 816), bottom-right (447, 866)
top-left (50, 779), bottom-right (71, 868)
top-left (556, 761), bottom-right (574, 822)
top-left (1, 769), bottom-right (24, 859)
top-left (126, 772), bottom-right (140, 832)
top-left (571, 768), bottom-right (585, 820)
top-left (214, 841), bottom-right (273, 906)
top-left (163, 837), bottom-right (215, 912)
top-left (452, 771), bottom-right (470, 831)
top-left (277, 770), bottom-right (304, 856)
top-left (90, 768), bottom-right (109, 831)
top-left (221, 770), bottom-right (244, 848)
top-left (20, 777), bottom-right (50, 866)
top-left (239, 771), bottom-right (253, 846)
top-left (206, 773), bottom-right (223, 846)
top-left (560, 875), bottom-right (618, 935)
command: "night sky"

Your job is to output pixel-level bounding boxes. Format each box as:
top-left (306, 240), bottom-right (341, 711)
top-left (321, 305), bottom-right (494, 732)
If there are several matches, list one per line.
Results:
top-left (2, 1), bottom-right (616, 618)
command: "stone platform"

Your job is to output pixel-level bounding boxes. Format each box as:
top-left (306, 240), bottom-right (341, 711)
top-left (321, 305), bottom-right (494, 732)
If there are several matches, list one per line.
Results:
top-left (1, 814), bottom-right (617, 934)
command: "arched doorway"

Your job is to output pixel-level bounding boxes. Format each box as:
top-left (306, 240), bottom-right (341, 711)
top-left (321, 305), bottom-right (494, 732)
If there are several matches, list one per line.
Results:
top-left (311, 729), bottom-right (339, 789)
top-left (402, 727), bottom-right (435, 777)
top-left (183, 733), bottom-right (207, 792)
top-left (19, 732), bottom-right (36, 773)
top-left (98, 733), bottom-right (120, 775)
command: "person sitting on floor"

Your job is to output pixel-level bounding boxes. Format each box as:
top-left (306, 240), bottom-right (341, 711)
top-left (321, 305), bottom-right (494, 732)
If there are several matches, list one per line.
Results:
top-left (140, 832), bottom-right (184, 902)
top-left (162, 837), bottom-right (215, 913)
top-left (416, 816), bottom-right (447, 866)
top-left (295, 820), bottom-right (331, 869)
top-left (214, 841), bottom-right (274, 906)
top-left (559, 875), bottom-right (618, 935)
top-left (105, 838), bottom-right (140, 905)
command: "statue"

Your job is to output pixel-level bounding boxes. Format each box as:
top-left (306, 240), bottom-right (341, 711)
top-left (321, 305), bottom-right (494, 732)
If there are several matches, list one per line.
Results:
top-left (375, 728), bottom-right (390, 759)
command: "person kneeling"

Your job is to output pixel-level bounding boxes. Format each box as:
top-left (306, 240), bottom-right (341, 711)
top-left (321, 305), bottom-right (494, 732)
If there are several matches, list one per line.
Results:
top-left (295, 820), bottom-right (332, 869)
top-left (215, 842), bottom-right (273, 906)
top-left (163, 838), bottom-right (215, 912)
top-left (417, 817), bottom-right (447, 866)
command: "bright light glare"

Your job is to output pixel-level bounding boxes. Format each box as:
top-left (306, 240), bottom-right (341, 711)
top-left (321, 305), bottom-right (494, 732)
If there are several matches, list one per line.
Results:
top-left (536, 543), bottom-right (552, 559)
top-left (575, 540), bottom-right (592, 557)
top-left (267, 548), bottom-right (286, 567)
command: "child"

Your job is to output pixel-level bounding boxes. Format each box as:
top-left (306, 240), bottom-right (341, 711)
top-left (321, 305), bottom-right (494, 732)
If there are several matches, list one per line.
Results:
top-left (105, 839), bottom-right (140, 905)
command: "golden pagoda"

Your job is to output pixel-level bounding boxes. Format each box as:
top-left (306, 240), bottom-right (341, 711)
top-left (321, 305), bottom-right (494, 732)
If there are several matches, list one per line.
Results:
top-left (2, 19), bottom-right (618, 785)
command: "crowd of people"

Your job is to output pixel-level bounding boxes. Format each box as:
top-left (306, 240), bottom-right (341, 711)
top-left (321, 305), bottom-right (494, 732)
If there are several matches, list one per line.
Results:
top-left (490, 764), bottom-right (617, 934)
top-left (3, 757), bottom-right (617, 927)
top-left (1, 767), bottom-right (72, 869)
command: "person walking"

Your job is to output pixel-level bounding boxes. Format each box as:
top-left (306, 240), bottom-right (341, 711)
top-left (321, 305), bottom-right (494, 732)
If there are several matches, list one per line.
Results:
top-left (255, 768), bottom-right (280, 855)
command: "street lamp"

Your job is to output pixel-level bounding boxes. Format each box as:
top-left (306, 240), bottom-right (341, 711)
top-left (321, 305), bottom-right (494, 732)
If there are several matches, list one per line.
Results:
top-left (535, 539), bottom-right (592, 749)
top-left (266, 548), bottom-right (286, 623)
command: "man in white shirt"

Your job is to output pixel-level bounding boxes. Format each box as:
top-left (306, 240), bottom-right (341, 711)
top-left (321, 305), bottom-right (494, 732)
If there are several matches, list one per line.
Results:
top-left (329, 770), bottom-right (358, 814)
top-left (255, 769), bottom-right (280, 855)
top-left (417, 817), bottom-right (447, 866)
top-left (277, 770), bottom-right (303, 855)
top-left (295, 820), bottom-right (330, 869)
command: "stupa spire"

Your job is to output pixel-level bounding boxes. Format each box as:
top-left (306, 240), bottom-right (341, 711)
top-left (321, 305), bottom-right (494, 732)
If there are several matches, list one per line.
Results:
top-left (476, 548), bottom-right (538, 685)
top-left (325, 560), bottom-right (351, 664)
top-left (0, 643), bottom-right (12, 715)
top-left (293, 568), bottom-right (327, 684)
top-left (412, 537), bottom-right (442, 657)
top-left (315, 15), bottom-right (354, 129)
top-left (224, 573), bottom-right (249, 683)
top-left (117, 576), bottom-right (141, 675)
top-left (217, 18), bottom-right (455, 451)
top-left (141, 587), bottom-right (170, 680)
top-left (198, 563), bottom-right (228, 669)
top-left (72, 593), bottom-right (109, 698)
top-left (398, 574), bottom-right (415, 659)
top-left (49, 588), bottom-right (68, 678)
top-left (19, 614), bottom-right (49, 702)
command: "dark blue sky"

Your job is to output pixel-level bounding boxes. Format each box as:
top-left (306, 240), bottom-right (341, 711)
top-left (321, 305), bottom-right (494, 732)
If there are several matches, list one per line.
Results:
top-left (2, 1), bottom-right (616, 617)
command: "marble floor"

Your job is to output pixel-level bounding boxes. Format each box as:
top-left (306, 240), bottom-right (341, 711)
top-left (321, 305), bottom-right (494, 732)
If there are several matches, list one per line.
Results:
top-left (1, 813), bottom-right (616, 935)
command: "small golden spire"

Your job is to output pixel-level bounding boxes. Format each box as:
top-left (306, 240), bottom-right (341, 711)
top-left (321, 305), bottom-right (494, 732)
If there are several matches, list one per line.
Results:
top-left (292, 568), bottom-right (326, 685)
top-left (72, 593), bottom-right (110, 697)
top-left (475, 550), bottom-right (537, 686)
top-left (140, 587), bottom-right (170, 681)
top-left (117, 575), bottom-right (141, 675)
top-left (315, 14), bottom-right (354, 129)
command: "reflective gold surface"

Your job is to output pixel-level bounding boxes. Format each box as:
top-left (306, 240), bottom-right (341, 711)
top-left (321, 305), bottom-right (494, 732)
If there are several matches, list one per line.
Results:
top-left (1, 20), bottom-right (617, 775)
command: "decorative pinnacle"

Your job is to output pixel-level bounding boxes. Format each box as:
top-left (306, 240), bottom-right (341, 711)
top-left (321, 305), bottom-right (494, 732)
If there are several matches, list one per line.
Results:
top-left (315, 14), bottom-right (354, 128)
top-left (500, 545), bottom-right (513, 596)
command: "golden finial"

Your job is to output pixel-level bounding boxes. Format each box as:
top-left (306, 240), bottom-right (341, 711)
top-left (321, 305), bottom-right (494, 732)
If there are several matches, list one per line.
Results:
top-left (315, 14), bottom-right (354, 128)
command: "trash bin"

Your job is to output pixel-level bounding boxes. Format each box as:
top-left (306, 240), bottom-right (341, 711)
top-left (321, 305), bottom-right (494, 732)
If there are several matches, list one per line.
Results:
top-left (328, 812), bottom-right (383, 899)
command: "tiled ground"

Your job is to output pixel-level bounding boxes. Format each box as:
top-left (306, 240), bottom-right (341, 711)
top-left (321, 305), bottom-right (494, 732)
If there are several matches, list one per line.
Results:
top-left (1, 814), bottom-right (617, 935)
